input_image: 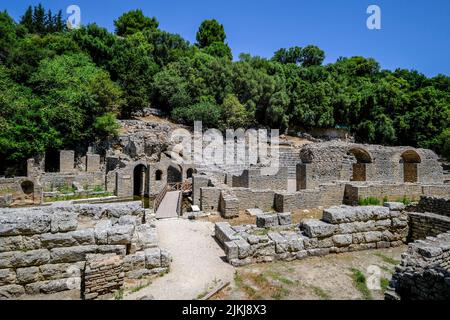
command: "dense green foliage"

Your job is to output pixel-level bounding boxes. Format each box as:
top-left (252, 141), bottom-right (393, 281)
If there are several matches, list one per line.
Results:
top-left (0, 5), bottom-right (449, 173)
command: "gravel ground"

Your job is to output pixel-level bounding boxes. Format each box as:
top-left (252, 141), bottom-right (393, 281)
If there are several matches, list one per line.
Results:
top-left (124, 219), bottom-right (235, 300)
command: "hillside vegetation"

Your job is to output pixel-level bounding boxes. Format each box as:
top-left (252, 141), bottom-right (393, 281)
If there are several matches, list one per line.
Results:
top-left (0, 5), bottom-right (449, 174)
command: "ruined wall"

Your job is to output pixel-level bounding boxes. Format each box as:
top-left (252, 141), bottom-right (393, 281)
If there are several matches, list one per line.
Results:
top-left (200, 187), bottom-right (221, 212)
top-left (385, 232), bottom-right (450, 300)
top-left (0, 202), bottom-right (171, 300)
top-left (217, 205), bottom-right (408, 266)
top-left (407, 212), bottom-right (450, 241)
top-left (415, 196), bottom-right (450, 217)
top-left (232, 188), bottom-right (275, 212)
top-left (231, 168), bottom-right (288, 191)
top-left (0, 177), bottom-right (42, 207)
top-left (274, 183), bottom-right (345, 212)
top-left (192, 175), bottom-right (209, 206)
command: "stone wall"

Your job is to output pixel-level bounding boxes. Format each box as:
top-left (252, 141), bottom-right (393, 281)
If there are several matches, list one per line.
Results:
top-left (344, 183), bottom-right (450, 205)
top-left (407, 212), bottom-right (450, 241)
top-left (274, 183), bottom-right (345, 212)
top-left (415, 196), bottom-right (450, 217)
top-left (216, 205), bottom-right (407, 266)
top-left (0, 202), bottom-right (171, 300)
top-left (231, 168), bottom-right (288, 191)
top-left (385, 232), bottom-right (450, 300)
top-left (82, 253), bottom-right (124, 300)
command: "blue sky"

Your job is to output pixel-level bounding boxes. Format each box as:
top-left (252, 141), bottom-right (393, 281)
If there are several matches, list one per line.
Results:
top-left (2, 0), bottom-right (449, 76)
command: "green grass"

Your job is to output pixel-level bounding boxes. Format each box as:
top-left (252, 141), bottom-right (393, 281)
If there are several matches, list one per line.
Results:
top-left (92, 185), bottom-right (105, 192)
top-left (374, 252), bottom-right (400, 265)
top-left (44, 192), bottom-right (113, 203)
top-left (395, 195), bottom-right (412, 205)
top-left (114, 289), bottom-right (124, 300)
top-left (350, 268), bottom-right (373, 300)
top-left (250, 228), bottom-right (270, 236)
top-left (311, 285), bottom-right (331, 300)
top-left (265, 271), bottom-right (295, 285)
top-left (380, 278), bottom-right (390, 292)
top-left (57, 185), bottom-right (76, 194)
top-left (358, 197), bottom-right (381, 206)
top-left (271, 287), bottom-right (290, 300)
top-left (131, 282), bottom-right (149, 293)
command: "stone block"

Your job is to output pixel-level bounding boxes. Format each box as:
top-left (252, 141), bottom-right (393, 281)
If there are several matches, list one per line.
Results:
top-left (39, 262), bottom-right (84, 280)
top-left (384, 202), bottom-right (406, 211)
top-left (363, 231), bottom-right (382, 243)
top-left (94, 220), bottom-right (112, 245)
top-left (0, 211), bottom-right (51, 236)
top-left (301, 219), bottom-right (337, 238)
top-left (0, 236), bottom-right (23, 253)
top-left (245, 208), bottom-right (263, 216)
top-left (235, 239), bottom-right (251, 258)
top-left (224, 241), bottom-right (239, 261)
top-left (160, 249), bottom-right (171, 268)
top-left (107, 225), bottom-right (134, 245)
top-left (12, 249), bottom-right (50, 268)
top-left (145, 248), bottom-right (161, 268)
top-left (256, 214), bottom-right (278, 228)
top-left (333, 234), bottom-right (353, 247)
top-left (277, 212), bottom-right (292, 226)
top-left (50, 245), bottom-right (98, 263)
top-left (0, 269), bottom-right (16, 286)
top-left (0, 284), bottom-right (25, 299)
top-left (25, 277), bottom-right (80, 295)
top-left (40, 233), bottom-right (77, 248)
top-left (16, 266), bottom-right (40, 284)
top-left (51, 212), bottom-right (78, 233)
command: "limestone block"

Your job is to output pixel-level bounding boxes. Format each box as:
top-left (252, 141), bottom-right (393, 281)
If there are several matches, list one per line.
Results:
top-left (71, 229), bottom-right (95, 245)
top-left (118, 215), bottom-right (139, 226)
top-left (363, 231), bottom-right (382, 243)
top-left (123, 252), bottom-right (146, 272)
top-left (94, 220), bottom-right (112, 245)
top-left (16, 266), bottom-right (40, 284)
top-left (333, 234), bottom-right (353, 247)
top-left (0, 211), bottom-right (51, 236)
top-left (25, 277), bottom-right (80, 295)
top-left (40, 233), bottom-right (77, 248)
top-left (96, 245), bottom-right (127, 256)
top-left (301, 219), bottom-right (337, 238)
top-left (12, 249), bottom-right (50, 268)
top-left (107, 225), bottom-right (134, 245)
top-left (245, 208), bottom-right (263, 216)
top-left (0, 236), bottom-right (23, 253)
top-left (39, 262), bottom-right (84, 280)
top-left (0, 284), bottom-right (25, 299)
top-left (283, 233), bottom-right (304, 252)
top-left (51, 212), bottom-right (78, 233)
top-left (277, 212), bottom-right (292, 226)
top-left (145, 248), bottom-right (161, 268)
top-left (224, 241), bottom-right (239, 261)
top-left (50, 245), bottom-right (98, 263)
top-left (256, 214), bottom-right (278, 228)
top-left (268, 232), bottom-right (288, 254)
top-left (160, 249), bottom-right (171, 268)
top-left (235, 239), bottom-right (251, 258)
top-left (384, 202), bottom-right (406, 211)
top-left (0, 269), bottom-right (16, 286)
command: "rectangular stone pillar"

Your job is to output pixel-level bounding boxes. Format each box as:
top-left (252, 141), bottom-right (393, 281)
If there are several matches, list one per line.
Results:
top-left (59, 150), bottom-right (75, 173)
top-left (86, 154), bottom-right (101, 172)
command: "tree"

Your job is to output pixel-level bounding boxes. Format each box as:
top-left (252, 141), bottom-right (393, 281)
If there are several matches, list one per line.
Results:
top-left (20, 6), bottom-right (33, 32)
top-left (203, 42), bottom-right (232, 60)
top-left (196, 19), bottom-right (226, 48)
top-left (300, 45), bottom-right (325, 67)
top-left (221, 94), bottom-right (249, 128)
top-left (171, 100), bottom-right (222, 128)
top-left (0, 11), bottom-right (18, 63)
top-left (114, 9), bottom-right (159, 37)
top-left (32, 4), bottom-right (46, 34)
top-left (272, 46), bottom-right (302, 64)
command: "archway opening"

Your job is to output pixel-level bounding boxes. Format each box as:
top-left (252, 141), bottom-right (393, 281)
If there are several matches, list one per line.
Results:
top-left (21, 181), bottom-right (34, 195)
top-left (167, 164), bottom-right (182, 185)
top-left (348, 148), bottom-right (372, 182)
top-left (401, 150), bottom-right (421, 183)
top-left (155, 170), bottom-right (163, 181)
top-left (186, 168), bottom-right (196, 179)
top-left (133, 164), bottom-right (147, 196)
top-left (45, 149), bottom-right (60, 173)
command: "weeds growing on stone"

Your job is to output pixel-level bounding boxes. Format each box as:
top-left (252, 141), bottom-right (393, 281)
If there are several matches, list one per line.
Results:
top-left (114, 289), bottom-right (124, 300)
top-left (350, 268), bottom-right (373, 300)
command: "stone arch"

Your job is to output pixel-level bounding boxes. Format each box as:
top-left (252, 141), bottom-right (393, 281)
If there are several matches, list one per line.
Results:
top-left (348, 147), bottom-right (372, 181)
top-left (21, 180), bottom-right (34, 195)
top-left (400, 150), bottom-right (421, 183)
top-left (133, 164), bottom-right (148, 196)
top-left (186, 168), bottom-right (196, 179)
top-left (155, 170), bottom-right (163, 181)
top-left (167, 164), bottom-right (182, 185)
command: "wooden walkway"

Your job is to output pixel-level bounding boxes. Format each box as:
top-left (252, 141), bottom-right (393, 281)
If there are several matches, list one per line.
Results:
top-left (155, 191), bottom-right (181, 219)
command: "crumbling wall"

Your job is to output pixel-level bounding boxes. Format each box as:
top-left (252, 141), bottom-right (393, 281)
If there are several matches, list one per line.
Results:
top-left (408, 212), bottom-right (450, 241)
top-left (217, 205), bottom-right (408, 266)
top-left (385, 232), bottom-right (450, 300)
top-left (0, 202), bottom-right (171, 300)
top-left (415, 196), bottom-right (450, 217)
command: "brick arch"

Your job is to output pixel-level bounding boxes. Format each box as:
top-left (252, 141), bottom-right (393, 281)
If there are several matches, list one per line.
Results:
top-left (400, 150), bottom-right (421, 183)
top-left (348, 147), bottom-right (372, 182)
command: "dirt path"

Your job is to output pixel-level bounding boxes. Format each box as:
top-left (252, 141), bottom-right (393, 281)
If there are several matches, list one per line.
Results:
top-left (125, 219), bottom-right (235, 300)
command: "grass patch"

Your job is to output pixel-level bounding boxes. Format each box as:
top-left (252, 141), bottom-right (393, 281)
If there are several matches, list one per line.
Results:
top-left (265, 271), bottom-right (295, 285)
top-left (44, 192), bottom-right (113, 203)
top-left (114, 289), bottom-right (124, 300)
top-left (395, 195), bottom-right (412, 205)
top-left (350, 268), bottom-right (373, 300)
top-left (358, 197), bottom-right (380, 206)
top-left (271, 287), bottom-right (290, 300)
top-left (250, 228), bottom-right (270, 236)
top-left (234, 272), bottom-right (261, 299)
top-left (380, 278), bottom-right (390, 292)
top-left (311, 285), bottom-right (331, 300)
top-left (131, 282), bottom-right (149, 293)
top-left (374, 252), bottom-right (400, 265)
